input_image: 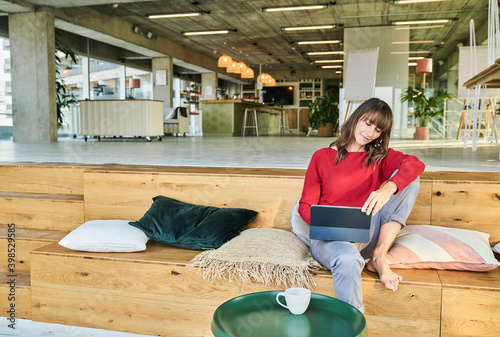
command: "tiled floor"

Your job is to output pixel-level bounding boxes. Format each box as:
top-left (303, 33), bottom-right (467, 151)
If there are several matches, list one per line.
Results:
top-left (0, 135), bottom-right (499, 337)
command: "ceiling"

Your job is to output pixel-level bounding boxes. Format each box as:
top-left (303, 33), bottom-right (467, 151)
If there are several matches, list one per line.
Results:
top-left (0, 0), bottom-right (490, 75)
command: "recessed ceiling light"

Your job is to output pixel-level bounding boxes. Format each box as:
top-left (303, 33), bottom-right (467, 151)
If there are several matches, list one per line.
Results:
top-left (181, 30), bottom-right (234, 36)
top-left (408, 56), bottom-right (425, 60)
top-left (392, 19), bottom-right (450, 25)
top-left (390, 51), bottom-right (430, 54)
top-left (263, 4), bottom-right (329, 12)
top-left (147, 12), bottom-right (209, 19)
top-left (297, 40), bottom-right (341, 45)
top-left (392, 40), bottom-right (434, 44)
top-left (307, 51), bottom-right (344, 55)
top-left (408, 62), bottom-right (418, 66)
top-left (321, 65), bottom-right (342, 69)
top-left (394, 0), bottom-right (450, 4)
top-left (281, 25), bottom-right (336, 31)
top-left (315, 59), bottom-right (344, 63)
top-left (395, 25), bottom-right (445, 30)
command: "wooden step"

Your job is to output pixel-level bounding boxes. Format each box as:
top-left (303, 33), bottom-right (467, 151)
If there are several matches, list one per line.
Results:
top-left (0, 269), bottom-right (31, 319)
top-left (0, 192), bottom-right (84, 231)
top-left (0, 163), bottom-right (97, 195)
top-left (0, 225), bottom-right (69, 272)
top-left (82, 168), bottom-right (432, 231)
top-left (30, 242), bottom-right (442, 337)
top-left (438, 268), bottom-right (500, 337)
top-left (426, 172), bottom-right (500, 244)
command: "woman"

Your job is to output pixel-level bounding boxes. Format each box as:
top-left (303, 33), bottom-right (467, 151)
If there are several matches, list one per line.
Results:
top-left (298, 98), bottom-right (425, 313)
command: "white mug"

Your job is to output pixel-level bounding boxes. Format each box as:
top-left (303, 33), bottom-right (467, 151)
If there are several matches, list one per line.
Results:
top-left (276, 288), bottom-right (311, 315)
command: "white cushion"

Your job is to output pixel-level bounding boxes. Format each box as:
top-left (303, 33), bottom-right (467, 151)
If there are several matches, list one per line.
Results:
top-left (494, 242), bottom-right (500, 254)
top-left (289, 198), bottom-right (311, 247)
top-left (59, 220), bottom-right (149, 252)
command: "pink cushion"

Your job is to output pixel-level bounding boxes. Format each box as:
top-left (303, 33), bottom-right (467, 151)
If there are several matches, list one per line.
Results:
top-left (386, 225), bottom-right (500, 272)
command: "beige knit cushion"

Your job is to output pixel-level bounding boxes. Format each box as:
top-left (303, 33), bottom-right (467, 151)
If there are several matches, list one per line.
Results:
top-left (190, 228), bottom-right (320, 289)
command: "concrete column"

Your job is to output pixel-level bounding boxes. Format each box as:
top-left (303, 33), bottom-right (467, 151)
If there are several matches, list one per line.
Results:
top-left (9, 11), bottom-right (57, 142)
top-left (152, 57), bottom-right (173, 115)
top-left (81, 56), bottom-right (90, 99)
top-left (119, 65), bottom-right (126, 99)
top-left (201, 72), bottom-right (217, 100)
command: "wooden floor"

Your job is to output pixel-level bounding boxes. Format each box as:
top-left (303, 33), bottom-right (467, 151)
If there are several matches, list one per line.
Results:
top-left (0, 163), bottom-right (499, 337)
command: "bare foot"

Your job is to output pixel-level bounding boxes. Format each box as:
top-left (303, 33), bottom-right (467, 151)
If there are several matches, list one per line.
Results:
top-left (366, 258), bottom-right (402, 291)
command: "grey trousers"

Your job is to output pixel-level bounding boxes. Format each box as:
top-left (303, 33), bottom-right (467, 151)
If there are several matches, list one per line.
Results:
top-left (310, 176), bottom-right (420, 313)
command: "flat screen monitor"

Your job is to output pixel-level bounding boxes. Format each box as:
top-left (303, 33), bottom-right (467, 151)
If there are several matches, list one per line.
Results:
top-left (262, 86), bottom-right (294, 106)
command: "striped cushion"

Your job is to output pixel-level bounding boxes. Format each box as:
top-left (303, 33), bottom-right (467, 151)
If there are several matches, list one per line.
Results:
top-left (386, 225), bottom-right (500, 271)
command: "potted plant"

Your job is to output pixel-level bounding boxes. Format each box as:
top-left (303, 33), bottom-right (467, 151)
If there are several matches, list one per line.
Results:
top-left (217, 87), bottom-right (227, 100)
top-left (55, 39), bottom-right (78, 130)
top-left (401, 88), bottom-right (452, 140)
top-left (308, 90), bottom-right (339, 137)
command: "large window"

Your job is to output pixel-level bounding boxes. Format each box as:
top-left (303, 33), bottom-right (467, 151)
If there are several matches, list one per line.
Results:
top-left (0, 37), bottom-right (12, 139)
top-left (126, 66), bottom-right (152, 99)
top-left (90, 59), bottom-right (122, 99)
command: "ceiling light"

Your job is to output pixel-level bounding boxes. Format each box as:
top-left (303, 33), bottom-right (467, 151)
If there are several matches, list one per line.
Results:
top-left (408, 56), bottom-right (425, 60)
top-left (314, 59), bottom-right (344, 63)
top-left (241, 67), bottom-right (254, 79)
top-left (147, 12), bottom-right (208, 19)
top-left (263, 4), bottom-right (329, 12)
top-left (218, 54), bottom-right (233, 67)
top-left (257, 73), bottom-right (270, 82)
top-left (227, 61), bottom-right (239, 73)
top-left (281, 25), bottom-right (336, 31)
top-left (335, 71), bottom-right (342, 74)
top-left (181, 29), bottom-right (234, 36)
top-left (297, 40), bottom-right (341, 45)
top-left (395, 25), bottom-right (445, 30)
top-left (394, 0), bottom-right (450, 4)
top-left (408, 62), bottom-right (417, 66)
top-left (392, 19), bottom-right (450, 25)
top-left (392, 40), bottom-right (434, 44)
top-left (390, 51), bottom-right (430, 54)
top-left (236, 62), bottom-right (247, 74)
top-left (321, 65), bottom-right (342, 69)
top-left (307, 51), bottom-right (344, 55)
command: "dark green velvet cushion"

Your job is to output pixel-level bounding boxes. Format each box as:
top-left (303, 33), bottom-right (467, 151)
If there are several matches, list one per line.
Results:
top-left (129, 196), bottom-right (258, 250)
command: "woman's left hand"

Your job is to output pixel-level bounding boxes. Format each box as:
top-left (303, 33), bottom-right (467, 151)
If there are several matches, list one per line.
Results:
top-left (362, 181), bottom-right (398, 216)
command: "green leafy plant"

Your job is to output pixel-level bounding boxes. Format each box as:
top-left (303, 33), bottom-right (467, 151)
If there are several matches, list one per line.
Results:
top-left (308, 90), bottom-right (339, 131)
top-left (400, 88), bottom-right (452, 127)
top-left (217, 86), bottom-right (226, 99)
top-left (55, 39), bottom-right (78, 130)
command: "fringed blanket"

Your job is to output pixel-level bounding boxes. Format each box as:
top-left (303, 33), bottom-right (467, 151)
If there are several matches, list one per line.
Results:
top-left (189, 228), bottom-right (321, 289)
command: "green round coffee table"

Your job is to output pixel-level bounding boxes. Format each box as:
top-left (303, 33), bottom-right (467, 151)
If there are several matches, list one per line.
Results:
top-left (212, 291), bottom-right (368, 337)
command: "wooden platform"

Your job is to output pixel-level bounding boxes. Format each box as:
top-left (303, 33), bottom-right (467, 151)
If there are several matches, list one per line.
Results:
top-left (0, 163), bottom-right (499, 336)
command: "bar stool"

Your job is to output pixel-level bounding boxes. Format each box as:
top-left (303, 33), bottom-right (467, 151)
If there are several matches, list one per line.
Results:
top-left (242, 108), bottom-right (259, 137)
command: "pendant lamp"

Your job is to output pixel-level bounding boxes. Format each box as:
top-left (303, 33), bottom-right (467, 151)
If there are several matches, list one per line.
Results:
top-left (226, 60), bottom-right (239, 73)
top-left (257, 73), bottom-right (269, 82)
top-left (265, 76), bottom-right (276, 87)
top-left (217, 54), bottom-right (233, 67)
top-left (233, 61), bottom-right (246, 74)
top-left (241, 67), bottom-right (254, 78)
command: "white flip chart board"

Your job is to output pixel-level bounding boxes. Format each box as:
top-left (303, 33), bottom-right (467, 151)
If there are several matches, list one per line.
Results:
top-left (344, 48), bottom-right (379, 101)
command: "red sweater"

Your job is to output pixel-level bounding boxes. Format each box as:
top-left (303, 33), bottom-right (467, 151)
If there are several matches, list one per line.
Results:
top-left (299, 148), bottom-right (425, 225)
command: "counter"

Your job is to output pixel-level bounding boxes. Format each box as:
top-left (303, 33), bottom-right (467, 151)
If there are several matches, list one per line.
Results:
top-left (201, 99), bottom-right (283, 136)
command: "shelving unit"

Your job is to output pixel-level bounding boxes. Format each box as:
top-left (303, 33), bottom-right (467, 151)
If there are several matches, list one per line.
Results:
top-left (181, 90), bottom-right (201, 114)
top-left (240, 83), bottom-right (258, 101)
top-left (298, 79), bottom-right (322, 107)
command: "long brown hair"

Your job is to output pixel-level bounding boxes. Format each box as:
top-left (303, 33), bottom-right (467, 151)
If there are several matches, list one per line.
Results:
top-left (331, 98), bottom-right (393, 166)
